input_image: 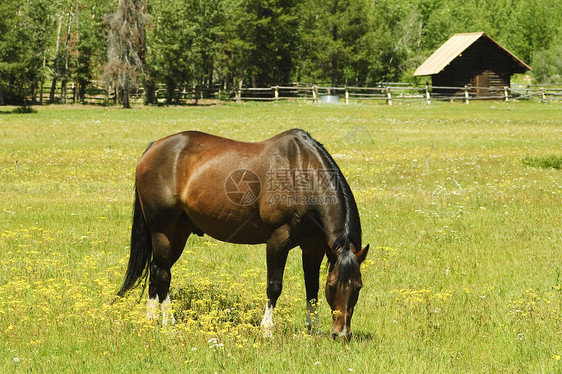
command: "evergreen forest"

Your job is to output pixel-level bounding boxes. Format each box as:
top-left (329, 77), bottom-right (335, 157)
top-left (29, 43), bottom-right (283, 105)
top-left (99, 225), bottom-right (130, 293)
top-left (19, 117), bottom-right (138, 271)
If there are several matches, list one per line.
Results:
top-left (1, 0), bottom-right (561, 105)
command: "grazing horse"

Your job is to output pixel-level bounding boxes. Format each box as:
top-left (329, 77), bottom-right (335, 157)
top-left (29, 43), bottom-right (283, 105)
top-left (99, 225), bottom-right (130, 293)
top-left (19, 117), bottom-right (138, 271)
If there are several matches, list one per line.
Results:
top-left (117, 129), bottom-right (369, 339)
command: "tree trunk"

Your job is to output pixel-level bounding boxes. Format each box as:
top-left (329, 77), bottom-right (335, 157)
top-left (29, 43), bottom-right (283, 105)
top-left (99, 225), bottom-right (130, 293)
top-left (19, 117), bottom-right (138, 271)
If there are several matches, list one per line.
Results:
top-left (30, 83), bottom-right (37, 104)
top-left (78, 82), bottom-right (87, 104)
top-left (50, 15), bottom-right (64, 103)
top-left (144, 79), bottom-right (156, 105)
top-left (61, 13), bottom-right (73, 104)
top-left (166, 78), bottom-right (176, 105)
top-left (331, 22), bottom-right (339, 87)
top-left (40, 50), bottom-right (46, 105)
top-left (122, 79), bottom-right (130, 108)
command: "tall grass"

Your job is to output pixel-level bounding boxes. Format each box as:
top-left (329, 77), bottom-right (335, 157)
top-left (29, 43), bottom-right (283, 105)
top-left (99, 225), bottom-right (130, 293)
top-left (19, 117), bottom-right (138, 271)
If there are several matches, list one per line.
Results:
top-left (0, 102), bottom-right (561, 372)
top-left (523, 154), bottom-right (562, 169)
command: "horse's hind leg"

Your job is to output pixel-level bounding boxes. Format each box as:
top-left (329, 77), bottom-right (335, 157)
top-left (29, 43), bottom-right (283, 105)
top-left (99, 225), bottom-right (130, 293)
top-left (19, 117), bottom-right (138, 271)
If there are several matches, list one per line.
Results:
top-left (147, 231), bottom-right (173, 322)
top-left (148, 214), bottom-right (192, 325)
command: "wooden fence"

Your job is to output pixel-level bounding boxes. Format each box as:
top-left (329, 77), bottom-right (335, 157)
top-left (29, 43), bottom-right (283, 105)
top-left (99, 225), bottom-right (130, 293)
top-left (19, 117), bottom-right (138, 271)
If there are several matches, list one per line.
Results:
top-left (33, 81), bottom-right (562, 105)
top-left (234, 83), bottom-right (562, 104)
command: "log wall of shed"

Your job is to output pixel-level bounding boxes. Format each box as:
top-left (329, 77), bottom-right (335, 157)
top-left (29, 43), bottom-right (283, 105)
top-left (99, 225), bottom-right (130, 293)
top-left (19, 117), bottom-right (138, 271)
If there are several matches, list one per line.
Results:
top-left (432, 37), bottom-right (516, 95)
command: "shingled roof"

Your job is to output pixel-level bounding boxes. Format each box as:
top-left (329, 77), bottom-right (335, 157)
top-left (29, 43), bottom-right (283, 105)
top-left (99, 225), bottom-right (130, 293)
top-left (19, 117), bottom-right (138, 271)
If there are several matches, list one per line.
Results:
top-left (414, 32), bottom-right (531, 76)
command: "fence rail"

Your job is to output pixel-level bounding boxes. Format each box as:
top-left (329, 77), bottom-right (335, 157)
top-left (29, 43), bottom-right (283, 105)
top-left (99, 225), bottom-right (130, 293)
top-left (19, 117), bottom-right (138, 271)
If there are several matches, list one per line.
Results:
top-left (235, 84), bottom-right (562, 104)
top-left (29, 81), bottom-right (562, 105)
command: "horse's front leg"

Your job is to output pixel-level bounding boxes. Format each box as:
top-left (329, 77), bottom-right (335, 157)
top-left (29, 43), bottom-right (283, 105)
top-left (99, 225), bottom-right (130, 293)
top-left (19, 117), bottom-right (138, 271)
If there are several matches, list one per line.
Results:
top-left (301, 243), bottom-right (325, 334)
top-left (260, 300), bottom-right (275, 337)
top-left (260, 226), bottom-right (292, 337)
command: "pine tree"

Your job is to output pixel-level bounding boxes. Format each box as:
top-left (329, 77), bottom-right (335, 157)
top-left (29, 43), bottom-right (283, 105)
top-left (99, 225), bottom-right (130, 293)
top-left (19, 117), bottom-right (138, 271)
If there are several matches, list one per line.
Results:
top-left (232, 0), bottom-right (300, 87)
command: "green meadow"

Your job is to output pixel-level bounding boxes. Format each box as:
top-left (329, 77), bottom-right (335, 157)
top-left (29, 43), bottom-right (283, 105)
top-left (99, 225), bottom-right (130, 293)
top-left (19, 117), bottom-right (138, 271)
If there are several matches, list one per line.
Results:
top-left (0, 101), bottom-right (561, 372)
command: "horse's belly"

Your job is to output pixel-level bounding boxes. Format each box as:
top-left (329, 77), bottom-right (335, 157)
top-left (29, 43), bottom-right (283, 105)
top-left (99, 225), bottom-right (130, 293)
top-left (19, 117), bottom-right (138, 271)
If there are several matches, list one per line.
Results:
top-left (186, 207), bottom-right (272, 244)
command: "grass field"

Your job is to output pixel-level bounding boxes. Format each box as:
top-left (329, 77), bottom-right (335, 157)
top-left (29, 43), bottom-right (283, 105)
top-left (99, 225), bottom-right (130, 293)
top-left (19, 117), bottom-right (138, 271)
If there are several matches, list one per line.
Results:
top-left (0, 101), bottom-right (561, 372)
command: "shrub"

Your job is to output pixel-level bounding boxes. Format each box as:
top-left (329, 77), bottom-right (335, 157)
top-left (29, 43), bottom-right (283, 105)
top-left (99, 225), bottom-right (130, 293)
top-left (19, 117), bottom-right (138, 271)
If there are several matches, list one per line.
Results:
top-left (11, 105), bottom-right (37, 114)
top-left (522, 154), bottom-right (562, 169)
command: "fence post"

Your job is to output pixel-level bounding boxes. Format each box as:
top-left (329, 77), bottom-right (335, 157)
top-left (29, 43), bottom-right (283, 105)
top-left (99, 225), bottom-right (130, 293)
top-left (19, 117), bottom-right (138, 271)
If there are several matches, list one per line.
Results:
top-left (345, 87), bottom-right (349, 104)
top-left (541, 88), bottom-right (546, 103)
top-left (386, 86), bottom-right (392, 106)
top-left (425, 84), bottom-right (431, 105)
top-left (274, 86), bottom-right (279, 100)
top-left (464, 85), bottom-right (470, 104)
top-left (312, 85), bottom-right (318, 102)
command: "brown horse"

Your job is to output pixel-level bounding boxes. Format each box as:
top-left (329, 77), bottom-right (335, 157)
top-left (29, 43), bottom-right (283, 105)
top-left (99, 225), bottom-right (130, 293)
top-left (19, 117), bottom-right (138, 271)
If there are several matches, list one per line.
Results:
top-left (117, 129), bottom-right (369, 339)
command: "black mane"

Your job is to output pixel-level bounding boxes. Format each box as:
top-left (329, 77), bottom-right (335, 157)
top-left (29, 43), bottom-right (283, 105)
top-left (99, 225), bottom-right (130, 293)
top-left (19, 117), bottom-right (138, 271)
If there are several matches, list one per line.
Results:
top-left (295, 129), bottom-right (362, 254)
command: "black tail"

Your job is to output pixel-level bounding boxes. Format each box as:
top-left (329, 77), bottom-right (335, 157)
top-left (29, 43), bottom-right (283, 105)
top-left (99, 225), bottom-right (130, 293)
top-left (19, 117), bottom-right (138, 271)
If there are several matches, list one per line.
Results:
top-left (117, 186), bottom-right (152, 297)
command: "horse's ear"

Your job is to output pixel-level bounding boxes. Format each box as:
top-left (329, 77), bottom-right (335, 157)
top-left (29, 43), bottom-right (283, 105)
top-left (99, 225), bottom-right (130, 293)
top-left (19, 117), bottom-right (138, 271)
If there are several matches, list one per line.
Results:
top-left (355, 244), bottom-right (369, 263)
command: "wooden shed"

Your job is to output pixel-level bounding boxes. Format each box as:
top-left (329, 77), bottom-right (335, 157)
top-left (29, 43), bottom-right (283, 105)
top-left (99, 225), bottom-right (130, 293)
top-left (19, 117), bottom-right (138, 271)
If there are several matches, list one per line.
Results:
top-left (414, 32), bottom-right (531, 96)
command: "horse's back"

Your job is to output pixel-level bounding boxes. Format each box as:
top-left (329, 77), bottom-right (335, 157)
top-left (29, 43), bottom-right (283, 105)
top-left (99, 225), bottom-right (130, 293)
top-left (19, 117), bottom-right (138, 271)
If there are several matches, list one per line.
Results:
top-left (134, 129), bottom-right (325, 243)
top-left (138, 129), bottom-right (314, 174)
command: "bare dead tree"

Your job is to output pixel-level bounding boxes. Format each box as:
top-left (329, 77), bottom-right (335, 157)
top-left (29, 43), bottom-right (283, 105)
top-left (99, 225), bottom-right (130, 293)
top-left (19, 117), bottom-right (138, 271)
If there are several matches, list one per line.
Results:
top-left (49, 14), bottom-right (64, 103)
top-left (60, 11), bottom-right (73, 104)
top-left (104, 0), bottom-right (149, 108)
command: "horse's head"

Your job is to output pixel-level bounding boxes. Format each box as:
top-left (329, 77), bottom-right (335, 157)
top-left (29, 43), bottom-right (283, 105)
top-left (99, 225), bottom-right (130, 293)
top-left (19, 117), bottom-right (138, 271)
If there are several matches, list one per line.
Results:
top-left (325, 244), bottom-right (369, 340)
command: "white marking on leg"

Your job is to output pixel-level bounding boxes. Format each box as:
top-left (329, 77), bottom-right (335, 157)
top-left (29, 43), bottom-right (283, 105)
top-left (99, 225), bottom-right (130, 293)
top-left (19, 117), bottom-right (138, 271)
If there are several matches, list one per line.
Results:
top-left (337, 326), bottom-right (348, 338)
top-left (161, 294), bottom-right (176, 325)
top-left (306, 300), bottom-right (319, 333)
top-left (260, 302), bottom-right (274, 338)
top-left (147, 295), bottom-right (160, 320)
